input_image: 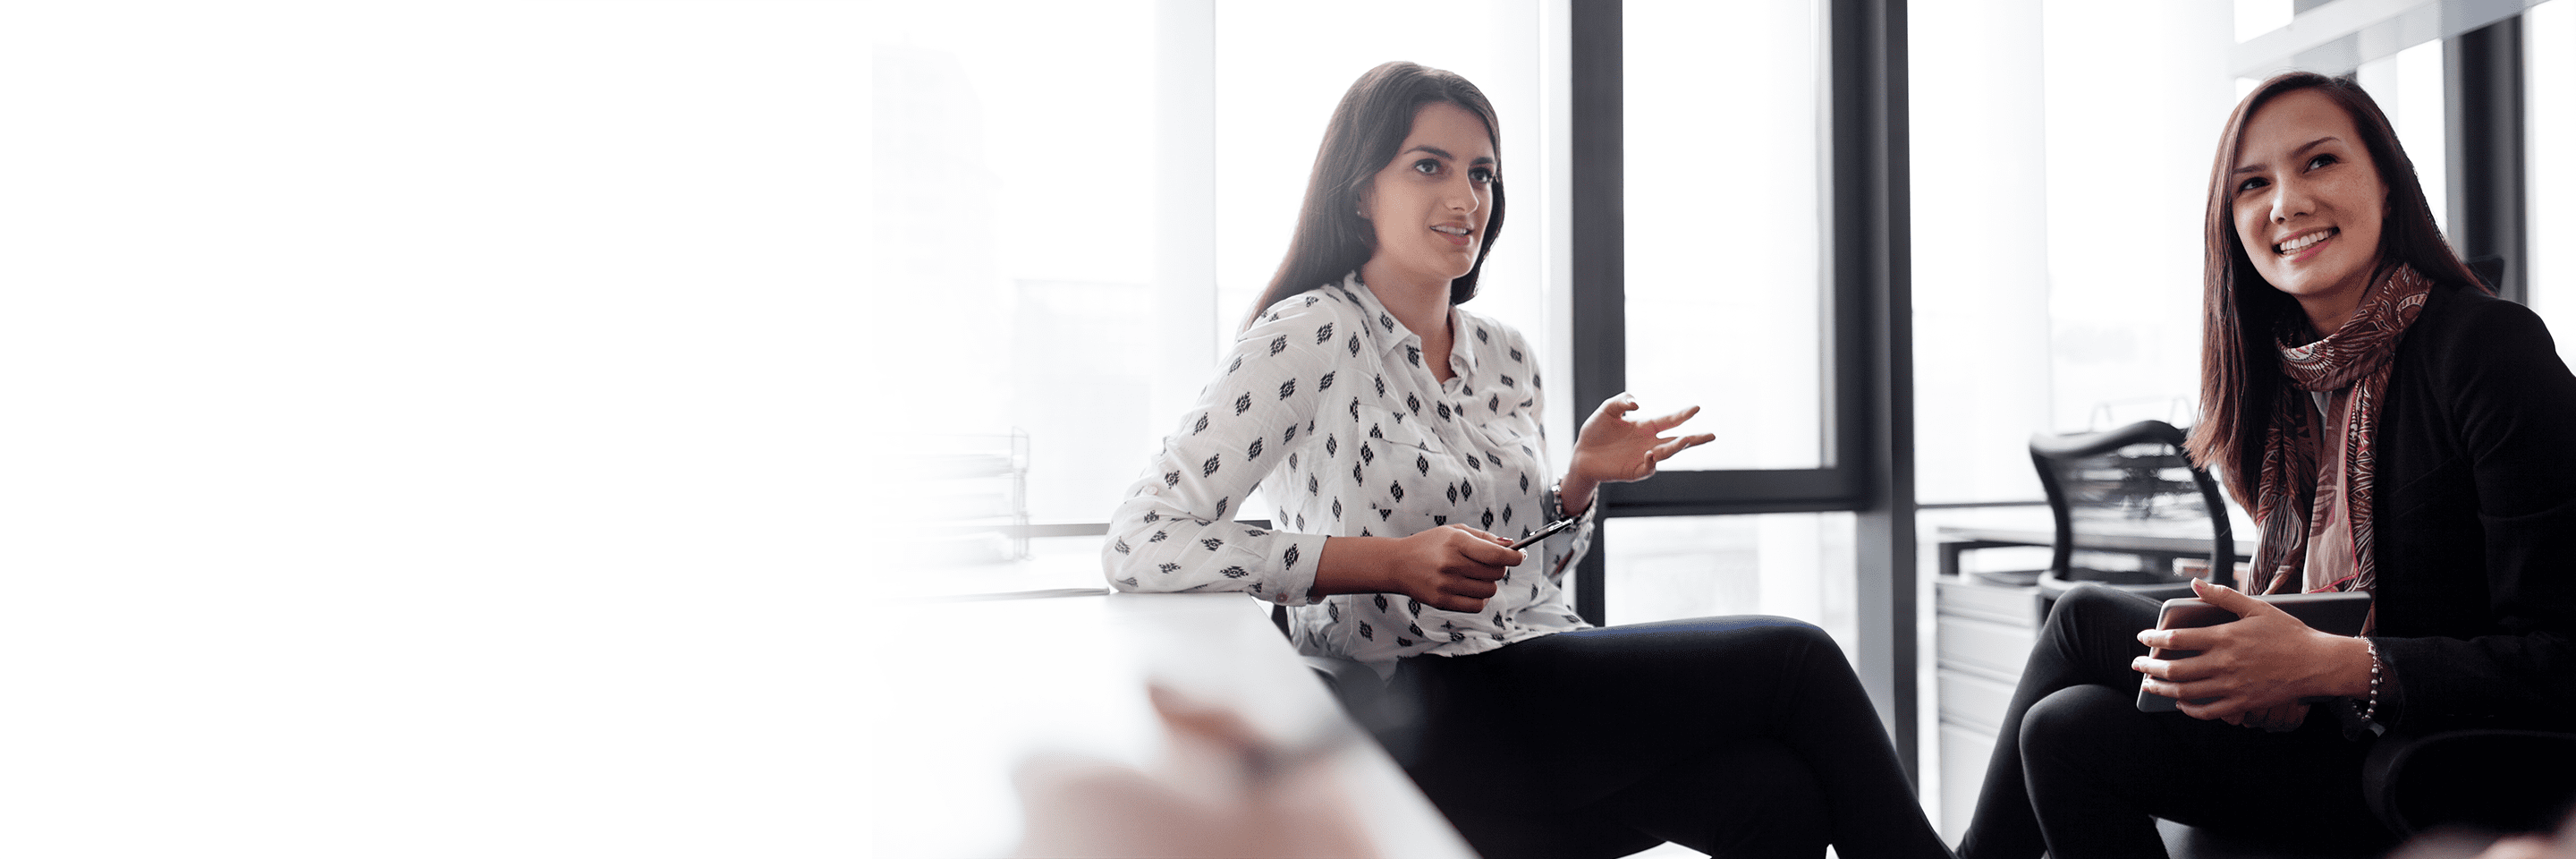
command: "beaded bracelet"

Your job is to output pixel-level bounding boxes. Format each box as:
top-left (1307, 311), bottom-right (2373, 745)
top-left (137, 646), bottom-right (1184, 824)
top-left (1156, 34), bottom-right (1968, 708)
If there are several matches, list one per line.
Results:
top-left (2360, 637), bottom-right (2382, 722)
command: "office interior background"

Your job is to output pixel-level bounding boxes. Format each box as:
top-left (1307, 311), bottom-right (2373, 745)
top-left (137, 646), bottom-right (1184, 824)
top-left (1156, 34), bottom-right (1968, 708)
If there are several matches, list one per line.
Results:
top-left (4, 1), bottom-right (2558, 855)
top-left (877, 0), bottom-right (2573, 841)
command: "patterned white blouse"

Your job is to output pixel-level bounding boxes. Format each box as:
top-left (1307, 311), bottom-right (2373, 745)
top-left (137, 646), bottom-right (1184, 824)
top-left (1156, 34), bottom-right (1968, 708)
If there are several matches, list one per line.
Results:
top-left (1104, 273), bottom-right (1596, 671)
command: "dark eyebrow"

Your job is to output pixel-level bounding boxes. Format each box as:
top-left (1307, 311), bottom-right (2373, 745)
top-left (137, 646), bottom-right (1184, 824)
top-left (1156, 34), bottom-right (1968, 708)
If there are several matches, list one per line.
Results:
top-left (1403, 145), bottom-right (1497, 167)
top-left (2233, 135), bottom-right (2343, 174)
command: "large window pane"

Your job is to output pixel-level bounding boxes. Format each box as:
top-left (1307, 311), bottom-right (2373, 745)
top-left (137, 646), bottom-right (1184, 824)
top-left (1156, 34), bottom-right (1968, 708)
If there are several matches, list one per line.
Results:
top-left (1910, 0), bottom-right (2053, 505)
top-left (1604, 513), bottom-right (1857, 653)
top-left (2038, 1), bottom-right (2232, 434)
top-left (874, 1), bottom-right (1164, 533)
top-left (1622, 2), bottom-right (1825, 472)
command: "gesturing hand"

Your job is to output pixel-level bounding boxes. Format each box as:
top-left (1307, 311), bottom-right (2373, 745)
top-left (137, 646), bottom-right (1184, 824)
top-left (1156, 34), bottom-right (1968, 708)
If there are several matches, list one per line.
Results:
top-left (2131, 578), bottom-right (2364, 726)
top-left (1384, 525), bottom-right (1525, 613)
top-left (1563, 393), bottom-right (1716, 515)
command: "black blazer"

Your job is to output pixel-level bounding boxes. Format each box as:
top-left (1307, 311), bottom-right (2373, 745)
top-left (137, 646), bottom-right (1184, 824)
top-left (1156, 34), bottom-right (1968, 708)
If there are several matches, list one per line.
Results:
top-left (2370, 283), bottom-right (2576, 733)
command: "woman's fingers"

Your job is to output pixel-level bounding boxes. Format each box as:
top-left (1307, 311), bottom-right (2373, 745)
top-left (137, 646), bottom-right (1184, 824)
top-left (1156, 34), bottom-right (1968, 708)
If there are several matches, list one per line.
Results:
top-left (2176, 698), bottom-right (2232, 721)
top-left (2140, 625), bottom-right (2218, 651)
top-left (1425, 525), bottom-right (1521, 568)
top-left (1648, 433), bottom-right (1716, 462)
top-left (2138, 673), bottom-right (2208, 698)
top-left (1409, 574), bottom-right (1491, 612)
top-left (2142, 663), bottom-right (2245, 720)
top-left (2191, 577), bottom-right (2285, 621)
top-left (1638, 404), bottom-right (1702, 431)
top-left (2132, 651), bottom-right (2219, 682)
top-left (1430, 593), bottom-right (1487, 613)
top-left (1442, 576), bottom-right (1500, 600)
top-left (2132, 654), bottom-right (2171, 680)
top-left (2140, 676), bottom-right (2183, 702)
top-left (1441, 528), bottom-right (1523, 569)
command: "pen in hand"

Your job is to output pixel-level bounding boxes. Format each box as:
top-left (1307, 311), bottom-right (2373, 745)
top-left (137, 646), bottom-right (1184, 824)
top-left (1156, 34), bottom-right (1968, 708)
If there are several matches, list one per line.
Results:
top-left (1509, 515), bottom-right (1580, 550)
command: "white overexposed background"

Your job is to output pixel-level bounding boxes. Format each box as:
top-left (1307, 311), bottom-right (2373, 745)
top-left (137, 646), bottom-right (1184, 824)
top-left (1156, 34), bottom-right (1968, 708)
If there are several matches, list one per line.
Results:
top-left (4, 4), bottom-right (872, 855)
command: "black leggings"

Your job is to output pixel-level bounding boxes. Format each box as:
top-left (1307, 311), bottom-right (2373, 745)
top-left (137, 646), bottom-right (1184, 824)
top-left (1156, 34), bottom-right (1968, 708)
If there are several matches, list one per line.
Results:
top-left (1956, 584), bottom-right (2395, 859)
top-left (1350, 616), bottom-right (1952, 859)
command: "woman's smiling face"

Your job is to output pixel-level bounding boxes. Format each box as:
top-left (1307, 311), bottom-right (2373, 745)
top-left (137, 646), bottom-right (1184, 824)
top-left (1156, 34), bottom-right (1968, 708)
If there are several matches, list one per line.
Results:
top-left (1358, 101), bottom-right (1497, 292)
top-left (2230, 87), bottom-right (2391, 327)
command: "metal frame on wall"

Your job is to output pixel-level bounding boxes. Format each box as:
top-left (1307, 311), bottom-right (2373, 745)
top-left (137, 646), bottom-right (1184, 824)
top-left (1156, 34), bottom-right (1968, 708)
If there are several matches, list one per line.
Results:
top-left (2447, 15), bottom-right (2528, 302)
top-left (1567, 0), bottom-right (1919, 782)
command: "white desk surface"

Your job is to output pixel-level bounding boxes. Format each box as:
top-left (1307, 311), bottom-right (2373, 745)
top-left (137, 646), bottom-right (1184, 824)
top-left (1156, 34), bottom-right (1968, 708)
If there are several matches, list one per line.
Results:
top-left (871, 540), bottom-right (1477, 859)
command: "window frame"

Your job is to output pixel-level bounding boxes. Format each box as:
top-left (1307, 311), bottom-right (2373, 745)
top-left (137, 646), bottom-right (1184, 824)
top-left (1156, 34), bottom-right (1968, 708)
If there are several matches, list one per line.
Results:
top-left (1565, 0), bottom-right (1919, 781)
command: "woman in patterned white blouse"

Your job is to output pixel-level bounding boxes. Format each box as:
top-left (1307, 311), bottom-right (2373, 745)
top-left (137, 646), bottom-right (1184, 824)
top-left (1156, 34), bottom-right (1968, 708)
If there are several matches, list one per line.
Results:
top-left (1106, 61), bottom-right (1953, 859)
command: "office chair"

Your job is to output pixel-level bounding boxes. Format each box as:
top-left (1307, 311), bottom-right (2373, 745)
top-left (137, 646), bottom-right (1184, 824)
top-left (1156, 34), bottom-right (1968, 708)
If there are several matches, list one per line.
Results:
top-left (2028, 419), bottom-right (2233, 617)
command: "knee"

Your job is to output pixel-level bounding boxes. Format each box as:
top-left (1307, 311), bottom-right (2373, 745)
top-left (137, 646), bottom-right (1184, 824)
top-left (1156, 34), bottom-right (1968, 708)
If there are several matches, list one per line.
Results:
top-left (1633, 614), bottom-right (1838, 658)
top-left (2041, 583), bottom-right (2155, 649)
top-left (2045, 583), bottom-right (2127, 627)
top-left (1727, 615), bottom-right (1838, 655)
top-left (2017, 685), bottom-right (2138, 766)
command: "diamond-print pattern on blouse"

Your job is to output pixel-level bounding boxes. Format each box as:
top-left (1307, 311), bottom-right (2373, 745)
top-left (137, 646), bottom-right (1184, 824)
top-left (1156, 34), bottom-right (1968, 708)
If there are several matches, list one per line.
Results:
top-left (1103, 272), bottom-right (1595, 669)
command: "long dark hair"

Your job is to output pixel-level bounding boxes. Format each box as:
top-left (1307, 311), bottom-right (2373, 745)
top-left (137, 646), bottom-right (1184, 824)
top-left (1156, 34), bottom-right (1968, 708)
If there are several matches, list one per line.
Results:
top-left (1242, 61), bottom-right (1505, 329)
top-left (2185, 72), bottom-right (2485, 507)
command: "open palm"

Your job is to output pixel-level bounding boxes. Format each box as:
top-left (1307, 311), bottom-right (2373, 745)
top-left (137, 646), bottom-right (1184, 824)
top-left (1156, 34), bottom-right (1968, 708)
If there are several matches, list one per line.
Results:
top-left (1563, 393), bottom-right (1715, 513)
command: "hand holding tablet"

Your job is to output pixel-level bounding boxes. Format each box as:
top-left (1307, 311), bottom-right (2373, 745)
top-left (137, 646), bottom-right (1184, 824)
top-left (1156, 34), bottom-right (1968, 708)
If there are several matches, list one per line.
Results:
top-left (2134, 588), bottom-right (2373, 713)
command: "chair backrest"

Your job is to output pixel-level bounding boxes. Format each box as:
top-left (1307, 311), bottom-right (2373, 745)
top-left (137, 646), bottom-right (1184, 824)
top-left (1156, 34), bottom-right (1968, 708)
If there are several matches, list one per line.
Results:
top-left (2028, 420), bottom-right (2237, 589)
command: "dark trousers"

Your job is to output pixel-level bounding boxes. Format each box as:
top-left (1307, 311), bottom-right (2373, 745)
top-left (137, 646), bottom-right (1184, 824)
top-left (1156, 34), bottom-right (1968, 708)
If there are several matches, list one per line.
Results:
top-left (1956, 584), bottom-right (2396, 859)
top-left (1352, 616), bottom-right (1952, 859)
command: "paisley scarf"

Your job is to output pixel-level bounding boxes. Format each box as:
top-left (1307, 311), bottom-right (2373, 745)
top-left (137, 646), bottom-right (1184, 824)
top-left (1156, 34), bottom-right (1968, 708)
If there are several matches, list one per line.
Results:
top-left (2249, 265), bottom-right (2433, 621)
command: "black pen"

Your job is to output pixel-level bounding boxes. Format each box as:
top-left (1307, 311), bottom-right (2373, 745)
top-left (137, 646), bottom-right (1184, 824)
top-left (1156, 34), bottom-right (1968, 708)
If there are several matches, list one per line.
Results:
top-left (1509, 515), bottom-right (1581, 550)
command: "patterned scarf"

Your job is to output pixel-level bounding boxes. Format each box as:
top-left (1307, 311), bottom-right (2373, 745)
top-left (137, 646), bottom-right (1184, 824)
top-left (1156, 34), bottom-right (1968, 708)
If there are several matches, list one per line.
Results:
top-left (2250, 265), bottom-right (2433, 621)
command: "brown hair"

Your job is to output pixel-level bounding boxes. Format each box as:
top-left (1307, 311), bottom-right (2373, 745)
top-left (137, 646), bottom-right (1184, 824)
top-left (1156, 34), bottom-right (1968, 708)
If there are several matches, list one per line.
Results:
top-left (1241, 61), bottom-right (1505, 329)
top-left (2185, 72), bottom-right (2486, 507)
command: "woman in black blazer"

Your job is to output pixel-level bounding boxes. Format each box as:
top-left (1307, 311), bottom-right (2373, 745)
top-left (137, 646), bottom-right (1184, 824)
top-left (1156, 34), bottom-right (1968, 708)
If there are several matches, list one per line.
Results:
top-left (1956, 71), bottom-right (2576, 859)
